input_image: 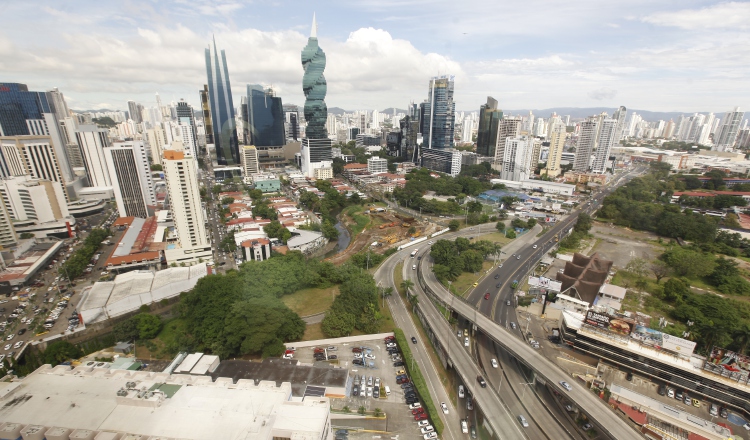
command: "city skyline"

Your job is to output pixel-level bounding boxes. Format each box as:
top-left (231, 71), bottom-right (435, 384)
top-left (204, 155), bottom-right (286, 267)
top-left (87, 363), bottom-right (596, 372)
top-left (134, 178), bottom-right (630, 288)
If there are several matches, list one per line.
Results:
top-left (1, 1), bottom-right (748, 113)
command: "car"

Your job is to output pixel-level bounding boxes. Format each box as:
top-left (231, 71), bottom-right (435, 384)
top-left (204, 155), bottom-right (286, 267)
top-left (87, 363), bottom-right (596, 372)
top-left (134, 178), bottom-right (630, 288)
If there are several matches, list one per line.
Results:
top-left (385, 343), bottom-right (397, 348)
top-left (364, 353), bottom-right (375, 360)
top-left (405, 391), bottom-right (417, 398)
top-left (6, 334), bottom-right (14, 341)
top-left (477, 376), bottom-right (487, 388)
top-left (559, 381), bottom-right (572, 391)
top-left (3, 344), bottom-right (10, 351)
top-left (743, 423), bottom-right (750, 431)
top-left (396, 369), bottom-right (405, 375)
top-left (510, 322), bottom-right (517, 329)
top-left (405, 397), bottom-right (418, 405)
top-left (516, 255), bottom-right (520, 260)
top-left (506, 300), bottom-right (511, 306)
top-left (491, 358), bottom-right (498, 368)
top-left (518, 415), bottom-right (529, 428)
top-left (667, 388), bottom-right (675, 398)
top-left (470, 425), bottom-right (477, 439)
top-left (414, 413), bottom-right (428, 421)
top-left (401, 383), bottom-right (413, 390)
top-left (428, 241), bottom-right (433, 245)
top-left (484, 292), bottom-right (490, 300)
top-left (411, 337), bottom-right (417, 344)
top-left (496, 283), bottom-right (502, 288)
top-left (464, 329), bottom-right (469, 337)
top-left (352, 347), bottom-right (362, 353)
top-left (394, 361), bottom-right (404, 367)
top-left (472, 282), bottom-right (478, 287)
top-left (464, 337), bottom-right (470, 347)
top-left (533, 245), bottom-right (537, 249)
top-left (13, 341), bottom-right (23, 349)
top-left (684, 394), bottom-right (691, 405)
top-left (461, 419), bottom-right (469, 434)
top-left (440, 402), bottom-right (449, 414)
top-left (412, 407), bottom-right (425, 415)
top-left (351, 386), bottom-right (359, 397)
top-left (409, 402), bottom-right (422, 410)
top-left (466, 396), bottom-right (474, 410)
top-left (582, 423), bottom-right (592, 431)
top-left (675, 390), bottom-right (683, 400)
top-left (565, 404), bottom-right (574, 412)
top-left (373, 388), bottom-right (380, 398)
top-left (720, 407), bottom-right (728, 418)
top-left (417, 420), bottom-right (430, 428)
top-left (423, 433), bottom-right (437, 440)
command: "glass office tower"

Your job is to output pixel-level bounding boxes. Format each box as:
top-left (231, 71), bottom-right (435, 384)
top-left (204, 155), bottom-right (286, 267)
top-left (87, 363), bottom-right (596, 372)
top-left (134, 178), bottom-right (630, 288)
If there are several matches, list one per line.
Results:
top-left (476, 96), bottom-right (503, 157)
top-left (0, 83), bottom-right (51, 136)
top-left (205, 37), bottom-right (239, 165)
top-left (423, 76), bottom-right (456, 150)
top-left (301, 14), bottom-right (328, 140)
top-left (247, 85), bottom-right (285, 146)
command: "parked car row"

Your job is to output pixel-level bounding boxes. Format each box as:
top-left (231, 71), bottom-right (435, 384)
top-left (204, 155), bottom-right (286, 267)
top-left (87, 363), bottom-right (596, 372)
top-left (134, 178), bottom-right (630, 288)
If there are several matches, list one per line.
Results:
top-left (659, 384), bottom-right (729, 416)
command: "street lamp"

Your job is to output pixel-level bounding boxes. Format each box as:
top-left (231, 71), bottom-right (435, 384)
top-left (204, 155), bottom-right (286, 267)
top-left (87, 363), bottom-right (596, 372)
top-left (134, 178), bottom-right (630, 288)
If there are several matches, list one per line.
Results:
top-left (519, 381), bottom-right (534, 399)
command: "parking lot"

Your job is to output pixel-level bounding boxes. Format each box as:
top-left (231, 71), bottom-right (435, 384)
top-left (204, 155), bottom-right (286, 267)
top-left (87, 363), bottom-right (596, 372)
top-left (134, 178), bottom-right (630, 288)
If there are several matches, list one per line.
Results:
top-left (287, 335), bottom-right (440, 440)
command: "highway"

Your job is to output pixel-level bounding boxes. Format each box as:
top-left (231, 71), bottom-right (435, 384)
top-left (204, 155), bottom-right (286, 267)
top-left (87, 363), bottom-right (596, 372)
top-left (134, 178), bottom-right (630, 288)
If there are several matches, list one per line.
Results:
top-left (415, 170), bottom-right (643, 440)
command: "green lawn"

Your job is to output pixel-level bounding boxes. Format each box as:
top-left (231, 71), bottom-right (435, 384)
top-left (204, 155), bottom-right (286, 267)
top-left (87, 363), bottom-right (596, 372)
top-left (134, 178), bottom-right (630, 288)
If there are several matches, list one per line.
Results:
top-left (300, 322), bottom-right (326, 341)
top-left (474, 232), bottom-right (512, 245)
top-left (344, 205), bottom-right (371, 236)
top-left (451, 261), bottom-right (495, 297)
top-left (282, 286), bottom-right (339, 316)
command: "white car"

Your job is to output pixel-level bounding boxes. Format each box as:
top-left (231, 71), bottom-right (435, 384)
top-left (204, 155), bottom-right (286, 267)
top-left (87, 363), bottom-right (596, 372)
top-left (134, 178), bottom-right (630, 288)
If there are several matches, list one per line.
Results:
top-left (420, 426), bottom-right (435, 434)
top-left (364, 353), bottom-right (376, 360)
top-left (491, 358), bottom-right (499, 368)
top-left (3, 344), bottom-right (10, 351)
top-left (440, 402), bottom-right (449, 414)
top-left (385, 343), bottom-right (397, 348)
top-left (13, 341), bottom-right (23, 349)
top-left (533, 244), bottom-right (537, 249)
top-left (464, 337), bottom-right (469, 347)
top-left (559, 381), bottom-right (572, 391)
top-left (6, 334), bottom-right (14, 341)
top-left (417, 420), bottom-right (430, 428)
top-left (409, 402), bottom-right (422, 410)
top-left (461, 419), bottom-right (469, 434)
top-left (0, 354), bottom-right (4, 362)
top-left (458, 385), bottom-right (465, 398)
top-left (423, 433), bottom-right (437, 440)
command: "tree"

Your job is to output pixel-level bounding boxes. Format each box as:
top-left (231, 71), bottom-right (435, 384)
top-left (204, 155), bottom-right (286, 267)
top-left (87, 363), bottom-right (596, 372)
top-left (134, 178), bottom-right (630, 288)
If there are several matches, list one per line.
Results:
top-left (574, 213), bottom-right (592, 234)
top-left (662, 278), bottom-right (690, 302)
top-left (43, 341), bottom-right (83, 366)
top-left (461, 250), bottom-right (484, 273)
top-left (321, 310), bottom-right (356, 337)
top-left (495, 221), bottom-right (505, 232)
top-left (505, 229), bottom-right (516, 239)
top-left (448, 220), bottom-right (460, 231)
top-left (19, 232), bottom-right (35, 239)
top-left (526, 218), bottom-right (537, 228)
top-left (496, 210), bottom-right (509, 220)
top-left (724, 213), bottom-right (741, 229)
top-left (625, 257), bottom-right (648, 278)
top-left (662, 247), bottom-right (715, 277)
top-left (221, 196), bottom-right (235, 205)
top-left (350, 193), bottom-right (361, 205)
top-left (136, 313), bottom-right (162, 339)
top-left (264, 220), bottom-right (292, 243)
top-left (321, 220), bottom-right (339, 240)
top-left (223, 298), bottom-right (305, 357)
top-left (150, 164), bottom-right (163, 171)
top-left (400, 279), bottom-right (414, 295)
top-left (650, 261), bottom-right (671, 284)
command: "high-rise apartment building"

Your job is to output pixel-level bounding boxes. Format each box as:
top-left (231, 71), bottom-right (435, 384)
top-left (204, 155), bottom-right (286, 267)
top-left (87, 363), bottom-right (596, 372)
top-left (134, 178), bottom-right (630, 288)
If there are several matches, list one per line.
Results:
top-left (612, 106), bottom-right (627, 141)
top-left (544, 117), bottom-right (566, 177)
top-left (573, 118), bottom-right (598, 172)
top-left (492, 117), bottom-right (521, 171)
top-left (0, 135), bottom-right (69, 201)
top-left (499, 137), bottom-right (533, 182)
top-left (163, 150), bottom-right (212, 265)
top-left (205, 37), bottom-right (239, 165)
top-left (423, 76), bottom-right (456, 150)
top-left (592, 119), bottom-right (618, 174)
top-left (302, 14), bottom-right (329, 140)
top-left (241, 145), bottom-right (260, 178)
top-left (199, 85), bottom-right (214, 145)
top-left (714, 107), bottom-right (745, 152)
top-left (248, 85), bottom-right (285, 146)
top-left (104, 141), bottom-right (155, 219)
top-left (0, 195), bottom-right (17, 247)
top-left (75, 125), bottom-right (112, 187)
top-left (0, 176), bottom-right (69, 223)
top-left (46, 88), bottom-right (71, 123)
top-left (127, 100), bottom-right (143, 124)
top-left (476, 96), bottom-right (503, 157)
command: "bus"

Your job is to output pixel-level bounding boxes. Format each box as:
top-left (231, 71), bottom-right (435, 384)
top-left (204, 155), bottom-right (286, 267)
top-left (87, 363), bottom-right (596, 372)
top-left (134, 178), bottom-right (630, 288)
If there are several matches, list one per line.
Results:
top-left (410, 249), bottom-right (418, 258)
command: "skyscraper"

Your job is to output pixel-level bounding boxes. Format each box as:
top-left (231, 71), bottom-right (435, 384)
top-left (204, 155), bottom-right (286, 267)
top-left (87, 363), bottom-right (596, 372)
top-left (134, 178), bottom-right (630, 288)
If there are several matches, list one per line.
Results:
top-left (423, 76), bottom-right (456, 150)
top-left (127, 100), bottom-right (143, 124)
top-left (0, 83), bottom-right (50, 136)
top-left (247, 85), bottom-right (285, 146)
top-left (75, 125), bottom-right (112, 187)
top-left (544, 117), bottom-right (566, 177)
top-left (592, 119), bottom-right (618, 174)
top-left (163, 150), bottom-right (212, 265)
top-left (573, 118), bottom-right (598, 172)
top-left (499, 137), bottom-right (533, 182)
top-left (301, 13), bottom-right (328, 140)
top-left (492, 117), bottom-right (521, 171)
top-left (300, 14), bottom-right (332, 177)
top-left (612, 106), bottom-right (627, 141)
top-left (104, 141), bottom-right (155, 219)
top-left (476, 96), bottom-right (503, 157)
top-left (0, 135), bottom-right (69, 201)
top-left (199, 85), bottom-right (214, 145)
top-left (714, 107), bottom-right (745, 151)
top-left (205, 37), bottom-right (239, 165)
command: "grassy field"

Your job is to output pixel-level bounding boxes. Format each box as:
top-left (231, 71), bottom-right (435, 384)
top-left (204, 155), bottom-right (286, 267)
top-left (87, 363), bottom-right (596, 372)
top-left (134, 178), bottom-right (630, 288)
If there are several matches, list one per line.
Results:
top-left (300, 322), bottom-right (326, 341)
top-left (344, 205), bottom-right (371, 236)
top-left (451, 261), bottom-right (495, 297)
top-left (394, 262), bottom-right (405, 294)
top-left (473, 232), bottom-right (512, 245)
top-left (282, 286), bottom-right (339, 316)
top-left (137, 317), bottom-right (189, 360)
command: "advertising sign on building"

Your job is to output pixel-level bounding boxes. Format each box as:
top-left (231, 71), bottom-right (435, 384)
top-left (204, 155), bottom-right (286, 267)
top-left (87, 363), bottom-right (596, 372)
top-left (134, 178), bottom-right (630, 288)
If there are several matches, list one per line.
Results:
top-left (528, 276), bottom-right (563, 292)
top-left (704, 347), bottom-right (750, 384)
top-left (661, 334), bottom-right (697, 356)
top-left (585, 311), bottom-right (633, 336)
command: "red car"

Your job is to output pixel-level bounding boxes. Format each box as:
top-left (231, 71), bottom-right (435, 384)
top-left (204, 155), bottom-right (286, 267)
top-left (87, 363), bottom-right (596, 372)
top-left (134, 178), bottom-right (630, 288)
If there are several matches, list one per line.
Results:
top-left (484, 292), bottom-right (490, 300)
top-left (352, 347), bottom-right (362, 353)
top-left (414, 413), bottom-right (428, 421)
top-left (412, 407), bottom-right (425, 415)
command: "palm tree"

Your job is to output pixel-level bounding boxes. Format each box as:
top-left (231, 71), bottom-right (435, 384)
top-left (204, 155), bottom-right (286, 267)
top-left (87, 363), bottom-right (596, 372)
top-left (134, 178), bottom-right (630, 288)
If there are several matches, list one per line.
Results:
top-left (400, 279), bottom-right (414, 295)
top-left (380, 286), bottom-right (393, 299)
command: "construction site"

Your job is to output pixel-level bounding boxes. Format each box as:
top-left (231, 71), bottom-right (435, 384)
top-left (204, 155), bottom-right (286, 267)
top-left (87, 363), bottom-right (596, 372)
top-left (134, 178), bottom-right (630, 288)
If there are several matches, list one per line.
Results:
top-left (325, 207), bottom-right (437, 265)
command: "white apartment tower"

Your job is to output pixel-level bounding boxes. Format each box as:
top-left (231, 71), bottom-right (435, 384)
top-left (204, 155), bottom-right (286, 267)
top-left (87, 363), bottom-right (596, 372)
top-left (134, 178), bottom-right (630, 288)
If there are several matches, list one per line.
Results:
top-left (0, 176), bottom-right (69, 223)
top-left (592, 119), bottom-right (618, 174)
top-left (163, 150), bottom-right (212, 265)
top-left (714, 107), bottom-right (745, 152)
top-left (492, 117), bottom-right (522, 171)
top-left (573, 118), bottom-right (598, 172)
top-left (499, 137), bottom-right (533, 182)
top-left (0, 135), bottom-right (70, 201)
top-left (75, 125), bottom-right (112, 188)
top-left (104, 141), bottom-right (156, 219)
top-left (241, 145), bottom-right (260, 178)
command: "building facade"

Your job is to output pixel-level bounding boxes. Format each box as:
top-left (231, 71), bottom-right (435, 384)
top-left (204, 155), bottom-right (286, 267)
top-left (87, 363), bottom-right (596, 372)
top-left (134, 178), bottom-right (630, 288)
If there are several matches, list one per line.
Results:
top-left (423, 76), bottom-right (456, 150)
top-left (592, 118), bottom-right (618, 174)
top-left (499, 137), bottom-right (533, 182)
top-left (476, 96), bottom-right (503, 157)
top-left (241, 145), bottom-right (260, 179)
top-left (248, 85), bottom-right (286, 147)
top-left (0, 135), bottom-right (69, 201)
top-left (301, 14), bottom-right (328, 141)
top-left (714, 107), bottom-right (745, 152)
top-left (163, 150), bottom-right (212, 265)
top-left (205, 38), bottom-right (239, 165)
top-left (0, 176), bottom-right (69, 223)
top-left (544, 117), bottom-right (566, 177)
top-left (421, 148), bottom-right (462, 176)
top-left (573, 118), bottom-right (598, 172)
top-left (104, 141), bottom-right (155, 219)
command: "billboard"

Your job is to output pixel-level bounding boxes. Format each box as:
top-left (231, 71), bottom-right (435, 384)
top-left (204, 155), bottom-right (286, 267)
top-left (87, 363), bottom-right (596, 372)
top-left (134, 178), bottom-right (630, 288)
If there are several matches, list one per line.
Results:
top-left (631, 325), bottom-right (696, 356)
top-left (528, 276), bottom-right (563, 292)
top-left (585, 311), bottom-right (634, 336)
top-left (704, 347), bottom-right (750, 383)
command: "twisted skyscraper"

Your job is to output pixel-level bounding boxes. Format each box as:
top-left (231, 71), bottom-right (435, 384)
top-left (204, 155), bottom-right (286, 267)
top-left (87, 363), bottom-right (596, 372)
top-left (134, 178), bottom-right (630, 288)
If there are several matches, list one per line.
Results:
top-left (301, 14), bottom-right (328, 139)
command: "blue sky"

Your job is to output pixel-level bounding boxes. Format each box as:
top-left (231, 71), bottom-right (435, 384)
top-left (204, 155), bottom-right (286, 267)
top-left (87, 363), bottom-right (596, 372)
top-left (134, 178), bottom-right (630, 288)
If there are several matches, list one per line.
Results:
top-left (1, 0), bottom-right (748, 114)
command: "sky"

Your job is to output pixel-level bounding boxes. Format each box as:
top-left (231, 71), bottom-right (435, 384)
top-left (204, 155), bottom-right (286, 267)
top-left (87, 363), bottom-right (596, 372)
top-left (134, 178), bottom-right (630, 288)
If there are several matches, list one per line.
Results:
top-left (1, 0), bottom-right (749, 114)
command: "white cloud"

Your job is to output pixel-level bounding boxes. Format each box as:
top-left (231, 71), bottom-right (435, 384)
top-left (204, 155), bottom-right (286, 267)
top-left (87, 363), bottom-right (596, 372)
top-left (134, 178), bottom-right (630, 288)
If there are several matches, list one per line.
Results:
top-left (642, 2), bottom-right (750, 30)
top-left (588, 88), bottom-right (617, 101)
